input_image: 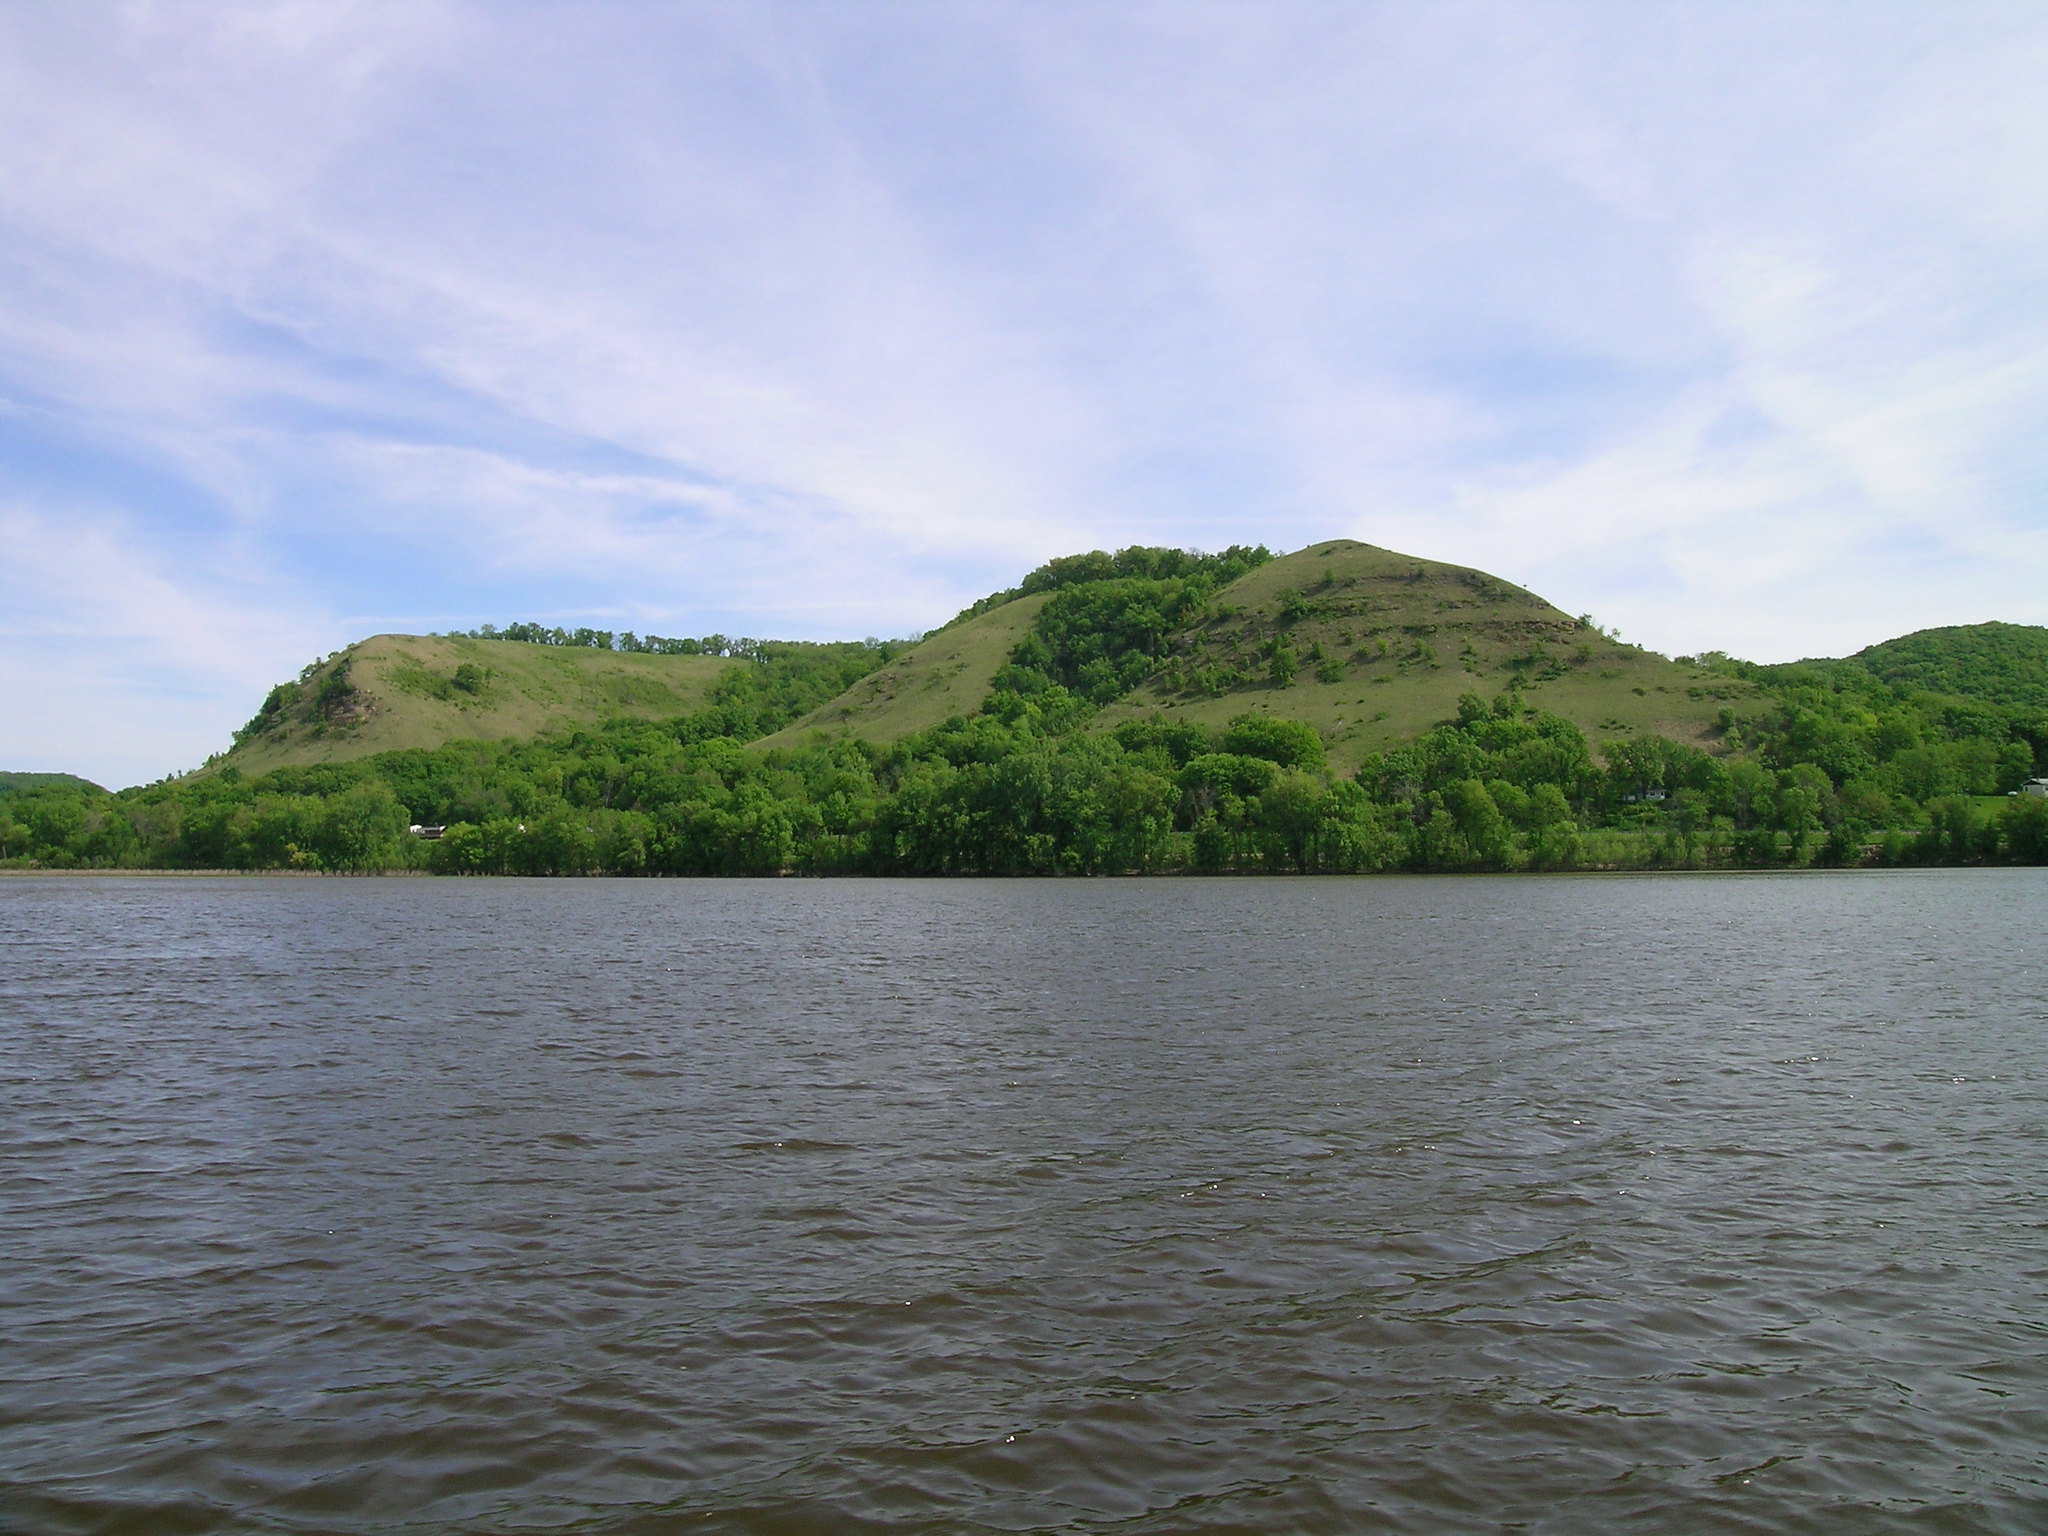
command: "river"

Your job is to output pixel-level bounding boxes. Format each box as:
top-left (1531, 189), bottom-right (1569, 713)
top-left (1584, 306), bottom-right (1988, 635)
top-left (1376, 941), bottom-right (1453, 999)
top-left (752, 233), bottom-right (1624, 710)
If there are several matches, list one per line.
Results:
top-left (2, 871), bottom-right (2043, 1533)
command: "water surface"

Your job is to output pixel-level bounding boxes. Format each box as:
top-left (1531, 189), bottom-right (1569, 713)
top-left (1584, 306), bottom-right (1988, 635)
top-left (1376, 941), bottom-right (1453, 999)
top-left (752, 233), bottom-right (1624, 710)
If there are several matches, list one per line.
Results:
top-left (3, 872), bottom-right (2044, 1533)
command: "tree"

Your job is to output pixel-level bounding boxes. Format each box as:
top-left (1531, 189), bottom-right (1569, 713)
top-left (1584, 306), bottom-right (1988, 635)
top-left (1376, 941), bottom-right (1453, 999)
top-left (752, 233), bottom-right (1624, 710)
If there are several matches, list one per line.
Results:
top-left (1522, 784), bottom-right (1581, 870)
top-left (1445, 779), bottom-right (1516, 869)
top-left (313, 783), bottom-right (410, 870)
top-left (1314, 781), bottom-right (1402, 873)
top-left (2002, 795), bottom-right (2048, 863)
top-left (1775, 763), bottom-right (1832, 865)
top-left (1220, 714), bottom-right (1325, 770)
top-left (1410, 780), bottom-right (1516, 871)
top-left (1268, 641), bottom-right (1298, 688)
top-left (229, 794), bottom-right (324, 869)
top-left (1254, 771), bottom-right (1324, 871)
top-left (1113, 716), bottom-right (1217, 769)
top-left (1179, 753), bottom-right (1279, 818)
top-left (1924, 796), bottom-right (1989, 864)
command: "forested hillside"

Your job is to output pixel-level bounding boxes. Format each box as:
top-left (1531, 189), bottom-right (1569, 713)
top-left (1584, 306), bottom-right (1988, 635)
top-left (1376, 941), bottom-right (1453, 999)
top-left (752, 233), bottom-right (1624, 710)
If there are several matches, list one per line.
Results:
top-left (0, 771), bottom-right (102, 794)
top-left (1846, 622), bottom-right (2048, 713)
top-left (6, 542), bottom-right (2045, 874)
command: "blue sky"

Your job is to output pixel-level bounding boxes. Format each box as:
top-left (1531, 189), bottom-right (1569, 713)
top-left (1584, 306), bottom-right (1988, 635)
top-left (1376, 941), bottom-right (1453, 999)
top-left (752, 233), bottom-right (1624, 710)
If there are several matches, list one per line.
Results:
top-left (4, 2), bottom-right (2046, 787)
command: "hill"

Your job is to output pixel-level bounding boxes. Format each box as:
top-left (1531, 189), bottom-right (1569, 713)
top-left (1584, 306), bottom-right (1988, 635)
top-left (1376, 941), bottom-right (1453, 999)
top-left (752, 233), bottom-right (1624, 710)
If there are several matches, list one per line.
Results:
top-left (197, 543), bottom-right (2032, 787)
top-left (1093, 541), bottom-right (1753, 770)
top-left (220, 634), bottom-right (739, 771)
top-left (769, 539), bottom-right (1756, 771)
top-left (12, 538), bottom-right (2044, 878)
top-left (0, 771), bottom-right (104, 794)
top-left (1847, 622), bottom-right (2048, 712)
top-left (753, 595), bottom-right (1052, 751)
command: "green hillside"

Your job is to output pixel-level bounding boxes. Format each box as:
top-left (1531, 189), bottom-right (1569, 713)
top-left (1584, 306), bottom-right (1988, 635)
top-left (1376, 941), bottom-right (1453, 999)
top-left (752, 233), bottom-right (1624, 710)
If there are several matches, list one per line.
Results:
top-left (770, 539), bottom-right (1756, 771)
top-left (1094, 540), bottom-right (1753, 771)
top-left (168, 545), bottom-right (2048, 786)
top-left (753, 594), bottom-right (1052, 751)
top-left (1847, 622), bottom-right (2048, 712)
top-left (221, 634), bottom-right (739, 771)
top-left (10, 538), bottom-right (2046, 877)
top-left (0, 771), bottom-right (104, 794)
top-left (213, 540), bottom-right (1762, 777)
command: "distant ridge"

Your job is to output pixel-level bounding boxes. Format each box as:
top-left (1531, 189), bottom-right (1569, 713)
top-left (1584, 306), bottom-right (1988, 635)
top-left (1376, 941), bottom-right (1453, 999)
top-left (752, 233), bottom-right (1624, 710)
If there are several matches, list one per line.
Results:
top-left (1848, 622), bottom-right (2048, 713)
top-left (0, 771), bottom-right (103, 794)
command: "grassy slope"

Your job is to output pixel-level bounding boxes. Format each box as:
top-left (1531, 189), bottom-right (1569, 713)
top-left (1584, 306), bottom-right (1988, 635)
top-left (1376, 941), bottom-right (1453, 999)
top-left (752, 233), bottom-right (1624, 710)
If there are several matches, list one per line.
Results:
top-left (752, 594), bottom-right (1053, 751)
top-left (204, 540), bottom-right (1779, 777)
top-left (754, 540), bottom-right (1757, 770)
top-left (221, 635), bottom-right (738, 772)
top-left (1092, 541), bottom-right (1759, 771)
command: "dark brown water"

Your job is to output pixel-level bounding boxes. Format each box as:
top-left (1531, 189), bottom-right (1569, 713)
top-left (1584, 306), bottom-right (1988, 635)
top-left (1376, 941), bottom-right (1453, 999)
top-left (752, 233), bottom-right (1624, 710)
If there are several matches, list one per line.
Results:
top-left (2, 872), bottom-right (2044, 1534)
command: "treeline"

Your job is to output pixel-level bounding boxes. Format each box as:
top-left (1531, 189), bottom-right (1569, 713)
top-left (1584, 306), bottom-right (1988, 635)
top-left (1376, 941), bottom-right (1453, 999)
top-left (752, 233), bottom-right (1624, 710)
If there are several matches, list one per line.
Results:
top-left (941, 544), bottom-right (1273, 631)
top-left (449, 624), bottom-right (911, 661)
top-left (962, 546), bottom-right (1281, 706)
top-left (7, 685), bottom-right (2044, 875)
top-left (1362, 691), bottom-right (2045, 868)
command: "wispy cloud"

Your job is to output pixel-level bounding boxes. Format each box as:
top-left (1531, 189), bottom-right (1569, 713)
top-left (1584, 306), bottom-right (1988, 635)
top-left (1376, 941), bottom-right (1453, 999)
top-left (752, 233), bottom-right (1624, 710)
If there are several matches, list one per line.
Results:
top-left (0, 498), bottom-right (334, 785)
top-left (2, 2), bottom-right (2044, 783)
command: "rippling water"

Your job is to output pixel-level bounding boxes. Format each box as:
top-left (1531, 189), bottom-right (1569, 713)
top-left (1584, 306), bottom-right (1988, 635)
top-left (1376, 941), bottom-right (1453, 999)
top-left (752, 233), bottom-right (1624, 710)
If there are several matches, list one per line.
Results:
top-left (2, 871), bottom-right (2044, 1534)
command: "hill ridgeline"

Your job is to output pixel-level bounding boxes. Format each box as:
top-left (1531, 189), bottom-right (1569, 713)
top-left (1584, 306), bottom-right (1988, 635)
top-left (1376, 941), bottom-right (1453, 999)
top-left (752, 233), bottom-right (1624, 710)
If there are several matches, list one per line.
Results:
top-left (6, 538), bottom-right (2045, 875)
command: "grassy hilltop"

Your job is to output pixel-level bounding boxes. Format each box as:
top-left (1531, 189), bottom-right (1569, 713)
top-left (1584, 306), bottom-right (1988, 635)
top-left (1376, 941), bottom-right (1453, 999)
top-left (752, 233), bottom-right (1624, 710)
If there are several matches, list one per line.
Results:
top-left (1090, 540), bottom-right (1747, 771)
top-left (221, 634), bottom-right (741, 772)
top-left (765, 540), bottom-right (1754, 772)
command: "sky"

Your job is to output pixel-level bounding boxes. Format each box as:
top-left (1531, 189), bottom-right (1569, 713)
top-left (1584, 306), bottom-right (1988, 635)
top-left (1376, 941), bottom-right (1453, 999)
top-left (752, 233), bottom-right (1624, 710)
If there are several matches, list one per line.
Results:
top-left (3, 3), bottom-right (2046, 787)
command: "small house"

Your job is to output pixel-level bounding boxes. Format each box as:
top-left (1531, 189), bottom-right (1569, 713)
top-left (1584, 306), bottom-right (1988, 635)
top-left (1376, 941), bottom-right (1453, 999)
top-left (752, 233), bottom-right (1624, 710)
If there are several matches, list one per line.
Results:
top-left (2023, 779), bottom-right (2048, 799)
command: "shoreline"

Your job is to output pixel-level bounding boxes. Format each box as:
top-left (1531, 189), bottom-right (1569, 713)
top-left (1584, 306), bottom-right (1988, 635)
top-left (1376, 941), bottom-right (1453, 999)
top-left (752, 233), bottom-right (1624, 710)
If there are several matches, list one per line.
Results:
top-left (1, 864), bottom-right (2028, 881)
top-left (0, 867), bottom-right (434, 878)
